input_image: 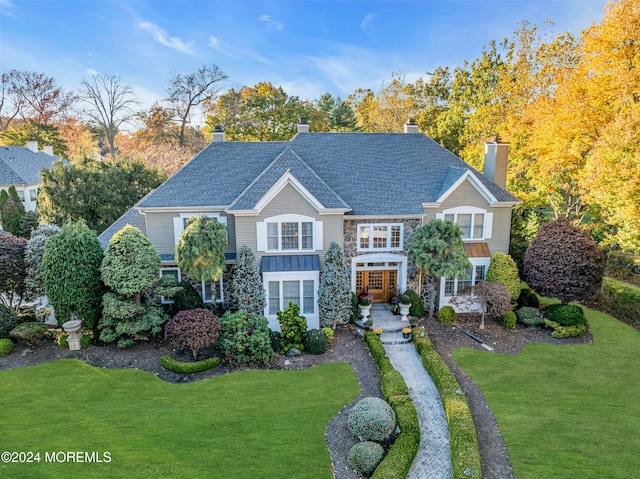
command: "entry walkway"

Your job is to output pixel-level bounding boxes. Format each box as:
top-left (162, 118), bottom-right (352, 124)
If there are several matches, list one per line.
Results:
top-left (358, 305), bottom-right (453, 479)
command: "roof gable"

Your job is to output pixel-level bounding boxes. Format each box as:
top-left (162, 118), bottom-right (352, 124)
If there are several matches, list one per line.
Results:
top-left (0, 146), bottom-right (62, 185)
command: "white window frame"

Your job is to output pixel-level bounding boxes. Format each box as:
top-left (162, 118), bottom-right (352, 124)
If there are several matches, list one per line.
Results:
top-left (201, 278), bottom-right (224, 304)
top-left (262, 271), bottom-right (319, 331)
top-left (436, 206), bottom-right (493, 240)
top-left (173, 213), bottom-right (228, 245)
top-left (439, 258), bottom-right (490, 311)
top-left (160, 267), bottom-right (181, 304)
top-left (357, 223), bottom-right (403, 252)
top-left (256, 214), bottom-right (323, 252)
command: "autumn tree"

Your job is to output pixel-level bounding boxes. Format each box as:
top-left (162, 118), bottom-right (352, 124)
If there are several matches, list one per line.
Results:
top-left (409, 219), bottom-right (471, 318)
top-left (175, 216), bottom-right (228, 303)
top-left (166, 64), bottom-right (228, 147)
top-left (79, 74), bottom-right (139, 158)
top-left (523, 220), bottom-right (605, 304)
top-left (0, 119), bottom-right (68, 157)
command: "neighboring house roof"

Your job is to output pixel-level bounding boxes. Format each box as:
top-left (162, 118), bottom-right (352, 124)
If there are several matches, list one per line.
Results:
top-left (0, 146), bottom-right (62, 185)
top-left (137, 132), bottom-right (519, 215)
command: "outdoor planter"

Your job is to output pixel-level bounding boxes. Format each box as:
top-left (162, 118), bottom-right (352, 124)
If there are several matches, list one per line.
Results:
top-left (62, 319), bottom-right (82, 351)
top-left (402, 327), bottom-right (411, 339)
top-left (399, 303), bottom-right (411, 322)
top-left (359, 303), bottom-right (372, 321)
top-left (373, 327), bottom-right (382, 336)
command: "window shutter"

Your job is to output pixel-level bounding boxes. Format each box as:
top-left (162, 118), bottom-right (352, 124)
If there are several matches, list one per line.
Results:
top-left (435, 213), bottom-right (445, 221)
top-left (256, 221), bottom-right (266, 251)
top-left (173, 217), bottom-right (184, 245)
top-left (484, 213), bottom-right (493, 239)
top-left (314, 221), bottom-right (323, 251)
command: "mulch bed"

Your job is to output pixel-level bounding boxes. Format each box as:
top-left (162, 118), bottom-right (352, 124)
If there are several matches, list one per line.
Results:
top-left (3, 305), bottom-right (635, 479)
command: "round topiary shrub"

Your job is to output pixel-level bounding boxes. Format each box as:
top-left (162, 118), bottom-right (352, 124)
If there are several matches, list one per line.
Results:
top-left (348, 396), bottom-right (396, 442)
top-left (303, 329), bottom-right (327, 355)
top-left (517, 287), bottom-right (540, 308)
top-left (438, 305), bottom-right (456, 323)
top-left (403, 289), bottom-right (425, 319)
top-left (517, 306), bottom-right (544, 327)
top-left (499, 311), bottom-right (517, 329)
top-left (348, 441), bottom-right (385, 475)
top-left (0, 338), bottom-right (14, 355)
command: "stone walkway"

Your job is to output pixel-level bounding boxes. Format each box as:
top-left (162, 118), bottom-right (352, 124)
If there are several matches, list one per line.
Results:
top-left (359, 305), bottom-right (453, 479)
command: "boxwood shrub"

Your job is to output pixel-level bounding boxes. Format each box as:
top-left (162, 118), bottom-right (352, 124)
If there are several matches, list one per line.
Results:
top-left (499, 311), bottom-right (517, 329)
top-left (517, 287), bottom-right (540, 308)
top-left (160, 355), bottom-right (220, 374)
top-left (438, 305), bottom-right (456, 323)
top-left (303, 329), bottom-right (327, 355)
top-left (412, 327), bottom-right (481, 479)
top-left (0, 305), bottom-right (19, 339)
top-left (348, 441), bottom-right (385, 475)
top-left (596, 277), bottom-right (640, 324)
top-left (545, 304), bottom-right (586, 326)
top-left (403, 289), bottom-right (425, 319)
top-left (0, 338), bottom-right (14, 356)
top-left (348, 396), bottom-right (396, 442)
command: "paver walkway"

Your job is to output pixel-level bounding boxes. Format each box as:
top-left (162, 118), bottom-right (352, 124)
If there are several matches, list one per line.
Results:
top-left (361, 305), bottom-right (453, 479)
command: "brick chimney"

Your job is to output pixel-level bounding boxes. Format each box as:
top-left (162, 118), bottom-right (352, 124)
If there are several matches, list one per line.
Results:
top-left (297, 117), bottom-right (309, 133)
top-left (26, 141), bottom-right (38, 152)
top-left (43, 145), bottom-right (54, 156)
top-left (212, 126), bottom-right (224, 143)
top-left (403, 119), bottom-right (419, 133)
top-left (484, 136), bottom-right (509, 188)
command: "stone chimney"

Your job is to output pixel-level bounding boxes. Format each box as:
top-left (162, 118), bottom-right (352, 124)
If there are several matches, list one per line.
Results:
top-left (26, 141), bottom-right (38, 152)
top-left (212, 126), bottom-right (224, 143)
top-left (298, 117), bottom-right (309, 133)
top-left (484, 136), bottom-right (509, 188)
top-left (43, 145), bottom-right (54, 156)
top-left (403, 119), bottom-right (419, 133)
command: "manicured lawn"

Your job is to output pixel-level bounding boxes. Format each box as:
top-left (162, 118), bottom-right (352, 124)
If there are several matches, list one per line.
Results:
top-left (453, 306), bottom-right (640, 479)
top-left (0, 360), bottom-right (359, 479)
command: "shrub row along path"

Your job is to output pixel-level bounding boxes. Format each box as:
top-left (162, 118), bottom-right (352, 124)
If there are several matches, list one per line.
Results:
top-left (367, 306), bottom-right (453, 479)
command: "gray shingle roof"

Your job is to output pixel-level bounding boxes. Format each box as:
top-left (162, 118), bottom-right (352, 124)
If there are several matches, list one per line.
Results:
top-left (138, 133), bottom-right (519, 214)
top-left (97, 207), bottom-right (147, 249)
top-left (0, 146), bottom-right (63, 185)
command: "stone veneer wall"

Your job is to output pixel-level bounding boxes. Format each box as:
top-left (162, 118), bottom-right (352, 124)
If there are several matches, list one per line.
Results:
top-left (343, 218), bottom-right (429, 298)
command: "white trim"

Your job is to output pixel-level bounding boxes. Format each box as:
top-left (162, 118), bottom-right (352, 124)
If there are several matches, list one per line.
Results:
top-left (255, 170), bottom-right (325, 213)
top-left (436, 170), bottom-right (498, 205)
top-left (441, 206), bottom-right (493, 241)
top-left (351, 253), bottom-right (407, 297)
top-left (139, 206), bottom-right (229, 214)
top-left (173, 212), bottom-right (227, 245)
top-left (356, 223), bottom-right (404, 252)
top-left (263, 271), bottom-right (319, 331)
top-left (257, 214), bottom-right (322, 253)
top-left (439, 258), bottom-right (490, 312)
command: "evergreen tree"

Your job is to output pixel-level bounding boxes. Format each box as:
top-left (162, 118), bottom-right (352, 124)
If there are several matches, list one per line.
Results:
top-left (41, 220), bottom-right (103, 328)
top-left (0, 186), bottom-right (27, 237)
top-left (0, 233), bottom-right (28, 312)
top-left (231, 245), bottom-right (265, 315)
top-left (318, 241), bottom-right (352, 329)
top-left (99, 225), bottom-right (179, 348)
top-left (409, 219), bottom-right (472, 318)
top-left (25, 223), bottom-right (61, 299)
top-left (486, 252), bottom-right (521, 301)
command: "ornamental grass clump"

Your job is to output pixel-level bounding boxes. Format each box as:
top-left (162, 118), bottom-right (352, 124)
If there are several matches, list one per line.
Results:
top-left (348, 396), bottom-right (397, 442)
top-left (164, 308), bottom-right (221, 359)
top-left (348, 441), bottom-right (385, 475)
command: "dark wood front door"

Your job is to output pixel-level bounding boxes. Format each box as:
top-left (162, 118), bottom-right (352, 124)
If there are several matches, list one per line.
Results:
top-left (356, 270), bottom-right (397, 303)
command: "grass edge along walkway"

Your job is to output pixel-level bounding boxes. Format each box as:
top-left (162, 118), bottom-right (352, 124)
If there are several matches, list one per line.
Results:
top-left (0, 359), bottom-right (359, 479)
top-left (453, 305), bottom-right (640, 479)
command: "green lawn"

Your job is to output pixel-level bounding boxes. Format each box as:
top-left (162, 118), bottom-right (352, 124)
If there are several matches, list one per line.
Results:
top-left (453, 306), bottom-right (640, 479)
top-left (0, 360), bottom-right (359, 479)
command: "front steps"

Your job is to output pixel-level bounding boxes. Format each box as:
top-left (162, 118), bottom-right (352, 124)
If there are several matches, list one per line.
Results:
top-left (355, 304), bottom-right (413, 345)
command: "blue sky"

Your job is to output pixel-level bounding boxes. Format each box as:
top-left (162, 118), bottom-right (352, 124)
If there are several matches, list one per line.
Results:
top-left (1, 0), bottom-right (609, 109)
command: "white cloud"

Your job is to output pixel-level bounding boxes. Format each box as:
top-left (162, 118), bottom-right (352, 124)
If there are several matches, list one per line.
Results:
top-left (360, 13), bottom-right (376, 40)
top-left (208, 35), bottom-right (273, 65)
top-left (258, 15), bottom-right (283, 31)
top-left (85, 68), bottom-right (98, 76)
top-left (137, 21), bottom-right (196, 55)
top-left (0, 0), bottom-right (14, 16)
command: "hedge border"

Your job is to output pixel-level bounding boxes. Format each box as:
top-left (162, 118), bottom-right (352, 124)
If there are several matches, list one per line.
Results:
top-left (597, 277), bottom-right (640, 325)
top-left (412, 326), bottom-right (482, 479)
top-left (363, 332), bottom-right (420, 479)
top-left (160, 355), bottom-right (220, 374)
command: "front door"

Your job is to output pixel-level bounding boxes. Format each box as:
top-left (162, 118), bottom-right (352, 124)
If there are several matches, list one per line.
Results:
top-left (356, 270), bottom-right (397, 303)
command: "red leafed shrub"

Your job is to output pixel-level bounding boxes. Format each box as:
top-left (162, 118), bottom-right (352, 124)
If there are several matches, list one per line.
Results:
top-left (524, 220), bottom-right (605, 304)
top-left (164, 308), bottom-right (221, 359)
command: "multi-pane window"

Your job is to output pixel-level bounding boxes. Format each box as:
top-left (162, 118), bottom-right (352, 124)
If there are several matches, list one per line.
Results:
top-left (267, 279), bottom-right (316, 315)
top-left (266, 221), bottom-right (314, 251)
top-left (444, 213), bottom-right (485, 239)
top-left (358, 224), bottom-right (403, 251)
top-left (444, 265), bottom-right (486, 297)
top-left (29, 189), bottom-right (37, 202)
